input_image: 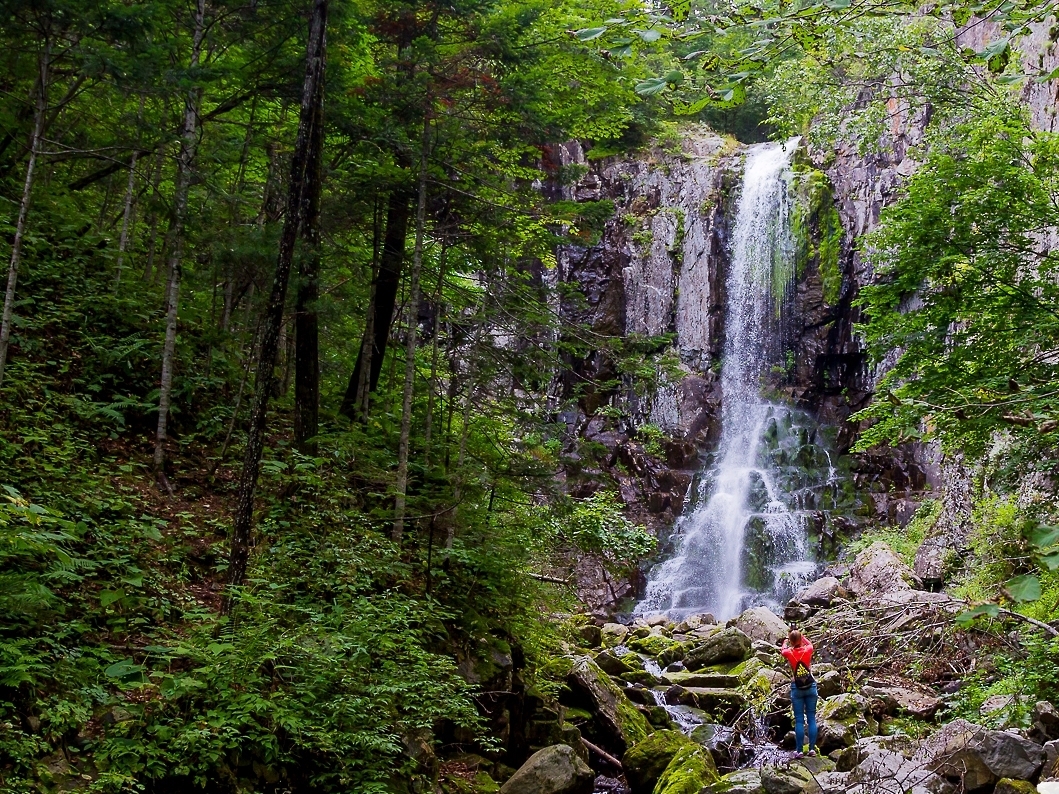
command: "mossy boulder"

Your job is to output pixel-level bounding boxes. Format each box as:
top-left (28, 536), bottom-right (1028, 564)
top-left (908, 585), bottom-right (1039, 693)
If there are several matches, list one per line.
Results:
top-left (565, 655), bottom-right (651, 754)
top-left (759, 764), bottom-right (813, 794)
top-left (816, 694), bottom-right (878, 753)
top-left (684, 628), bottom-right (752, 670)
top-left (628, 633), bottom-right (685, 666)
top-left (654, 745), bottom-right (719, 794)
top-left (601, 623), bottom-right (630, 648)
top-left (705, 769), bottom-right (764, 793)
top-left (994, 779), bottom-right (1038, 794)
top-left (623, 730), bottom-right (697, 794)
top-left (663, 671), bottom-right (739, 688)
top-left (499, 744), bottom-right (594, 794)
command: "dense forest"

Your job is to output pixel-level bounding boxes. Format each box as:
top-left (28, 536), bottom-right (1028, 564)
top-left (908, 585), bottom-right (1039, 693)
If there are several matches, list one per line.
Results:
top-left (1, 0), bottom-right (1059, 792)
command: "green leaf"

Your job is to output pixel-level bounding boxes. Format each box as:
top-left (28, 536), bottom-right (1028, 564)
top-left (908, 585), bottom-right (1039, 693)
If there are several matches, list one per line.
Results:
top-left (664, 70), bottom-right (685, 85)
top-left (1028, 525), bottom-right (1059, 550)
top-left (1004, 574), bottom-right (1041, 603)
top-left (576, 27), bottom-right (608, 41)
top-left (825, 0), bottom-right (851, 8)
top-left (100, 589), bottom-right (126, 607)
top-left (105, 659), bottom-right (145, 681)
top-left (635, 77), bottom-right (671, 96)
top-left (636, 28), bottom-right (662, 43)
top-left (955, 603), bottom-right (999, 626)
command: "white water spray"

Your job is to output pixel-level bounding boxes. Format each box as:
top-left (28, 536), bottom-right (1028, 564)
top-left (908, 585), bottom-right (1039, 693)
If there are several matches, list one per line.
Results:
top-left (638, 139), bottom-right (819, 622)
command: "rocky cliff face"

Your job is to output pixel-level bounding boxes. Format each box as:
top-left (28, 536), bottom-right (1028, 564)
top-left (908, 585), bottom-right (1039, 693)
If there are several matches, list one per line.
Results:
top-left (548, 127), bottom-right (930, 613)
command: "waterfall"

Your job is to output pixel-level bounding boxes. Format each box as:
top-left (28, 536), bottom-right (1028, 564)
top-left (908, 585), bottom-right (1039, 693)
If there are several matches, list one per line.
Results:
top-left (638, 138), bottom-right (821, 622)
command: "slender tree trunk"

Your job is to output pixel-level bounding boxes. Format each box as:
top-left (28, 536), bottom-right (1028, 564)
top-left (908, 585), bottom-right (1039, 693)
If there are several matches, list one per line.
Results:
top-left (339, 186), bottom-right (412, 417)
top-left (153, 0), bottom-right (208, 490)
top-left (0, 42), bottom-right (50, 388)
top-left (227, 0), bottom-right (328, 599)
top-left (423, 251), bottom-right (445, 466)
top-left (294, 79), bottom-right (324, 453)
top-left (392, 118), bottom-right (431, 543)
top-left (444, 381), bottom-right (474, 564)
top-left (142, 146), bottom-right (166, 283)
top-left (113, 150), bottom-right (138, 290)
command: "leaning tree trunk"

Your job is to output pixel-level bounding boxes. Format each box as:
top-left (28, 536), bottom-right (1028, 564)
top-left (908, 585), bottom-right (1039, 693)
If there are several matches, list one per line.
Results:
top-left (113, 150), bottom-right (138, 290)
top-left (0, 41), bottom-right (50, 388)
top-left (227, 0), bottom-right (328, 600)
top-left (392, 118), bottom-right (431, 543)
top-left (293, 85), bottom-right (323, 453)
top-left (153, 0), bottom-right (207, 490)
top-left (339, 185), bottom-right (413, 418)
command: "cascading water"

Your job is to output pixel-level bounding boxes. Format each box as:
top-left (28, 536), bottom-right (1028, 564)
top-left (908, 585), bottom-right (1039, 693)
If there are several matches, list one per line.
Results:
top-left (638, 138), bottom-right (825, 622)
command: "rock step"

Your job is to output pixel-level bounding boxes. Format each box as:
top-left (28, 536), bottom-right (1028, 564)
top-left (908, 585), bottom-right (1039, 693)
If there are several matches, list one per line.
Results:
top-left (662, 671), bottom-right (740, 688)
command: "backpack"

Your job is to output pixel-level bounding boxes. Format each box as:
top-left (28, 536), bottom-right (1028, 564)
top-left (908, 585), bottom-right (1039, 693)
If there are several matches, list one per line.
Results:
top-left (793, 659), bottom-right (814, 690)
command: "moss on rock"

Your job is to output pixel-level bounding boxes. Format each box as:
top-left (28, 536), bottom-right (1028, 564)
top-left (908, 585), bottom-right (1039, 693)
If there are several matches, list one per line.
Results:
top-left (653, 745), bottom-right (719, 794)
top-left (623, 730), bottom-right (698, 794)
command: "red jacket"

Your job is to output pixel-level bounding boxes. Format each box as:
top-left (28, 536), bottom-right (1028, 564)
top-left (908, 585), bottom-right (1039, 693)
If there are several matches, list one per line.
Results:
top-left (781, 638), bottom-right (814, 674)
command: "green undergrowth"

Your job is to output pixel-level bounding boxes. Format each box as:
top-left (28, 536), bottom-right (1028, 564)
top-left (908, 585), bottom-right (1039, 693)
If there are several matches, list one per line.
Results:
top-left (844, 499), bottom-right (939, 567)
top-left (0, 208), bottom-right (608, 792)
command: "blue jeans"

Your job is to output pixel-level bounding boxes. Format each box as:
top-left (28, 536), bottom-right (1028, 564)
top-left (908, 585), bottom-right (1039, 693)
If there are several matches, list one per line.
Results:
top-left (790, 681), bottom-right (818, 752)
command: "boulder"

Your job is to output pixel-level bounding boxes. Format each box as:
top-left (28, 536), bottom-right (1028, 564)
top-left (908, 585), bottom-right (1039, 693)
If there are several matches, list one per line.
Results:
top-left (815, 669), bottom-right (842, 698)
top-left (784, 602), bottom-right (813, 622)
top-left (645, 613), bottom-right (669, 627)
top-left (690, 723), bottom-right (740, 769)
top-left (847, 542), bottom-right (922, 597)
top-left (802, 771), bottom-right (851, 794)
top-left (684, 627), bottom-right (752, 670)
top-left (976, 731), bottom-right (1045, 781)
top-left (705, 769), bottom-right (764, 794)
top-left (914, 719), bottom-right (1044, 790)
top-left (566, 656), bottom-right (651, 754)
top-left (735, 607), bottom-right (790, 644)
top-left (816, 694), bottom-right (878, 753)
top-left (600, 623), bottom-right (629, 648)
top-left (1031, 701), bottom-right (1059, 743)
top-left (594, 650), bottom-right (633, 676)
top-left (622, 730), bottom-right (697, 794)
top-left (654, 744), bottom-right (719, 794)
top-left (993, 780), bottom-right (1037, 794)
top-left (847, 747), bottom-right (954, 794)
top-left (676, 613), bottom-right (716, 632)
top-left (1042, 738), bottom-right (1059, 780)
top-left (578, 624), bottom-right (602, 647)
top-left (662, 671), bottom-right (739, 688)
top-left (665, 686), bottom-right (747, 721)
top-left (499, 744), bottom-right (594, 794)
top-left (628, 633), bottom-right (685, 666)
top-left (833, 735), bottom-right (915, 772)
top-left (861, 683), bottom-right (942, 719)
top-left (795, 577), bottom-right (850, 608)
top-left (760, 763), bottom-right (813, 794)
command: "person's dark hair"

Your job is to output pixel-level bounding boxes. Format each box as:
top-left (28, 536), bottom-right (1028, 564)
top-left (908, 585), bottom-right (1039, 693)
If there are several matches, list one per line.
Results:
top-left (788, 629), bottom-right (803, 646)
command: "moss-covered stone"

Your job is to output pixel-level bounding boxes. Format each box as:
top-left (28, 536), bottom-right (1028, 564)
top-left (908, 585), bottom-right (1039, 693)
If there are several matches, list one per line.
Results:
top-left (704, 769), bottom-right (764, 793)
top-left (994, 779), bottom-right (1038, 794)
top-left (628, 633), bottom-right (685, 665)
top-left (653, 745), bottom-right (719, 794)
top-left (623, 730), bottom-right (698, 794)
top-left (566, 656), bottom-right (651, 754)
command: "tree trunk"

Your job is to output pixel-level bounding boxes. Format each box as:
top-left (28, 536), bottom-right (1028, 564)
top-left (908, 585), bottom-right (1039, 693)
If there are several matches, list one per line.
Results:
top-left (142, 146), bottom-right (167, 283)
top-left (153, 0), bottom-right (208, 490)
top-left (227, 0), bottom-right (328, 600)
top-left (392, 118), bottom-right (431, 543)
top-left (0, 41), bottom-right (50, 388)
top-left (293, 78), bottom-right (324, 453)
top-left (423, 251), bottom-right (445, 467)
top-left (113, 150), bottom-right (138, 290)
top-left (339, 186), bottom-right (412, 417)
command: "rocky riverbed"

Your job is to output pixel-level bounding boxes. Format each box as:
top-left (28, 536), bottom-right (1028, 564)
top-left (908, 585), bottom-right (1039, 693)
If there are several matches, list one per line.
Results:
top-left (457, 539), bottom-right (1059, 794)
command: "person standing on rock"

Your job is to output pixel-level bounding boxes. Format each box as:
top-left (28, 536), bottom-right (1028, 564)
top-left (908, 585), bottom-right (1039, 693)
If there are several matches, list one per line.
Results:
top-left (780, 629), bottom-right (818, 758)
